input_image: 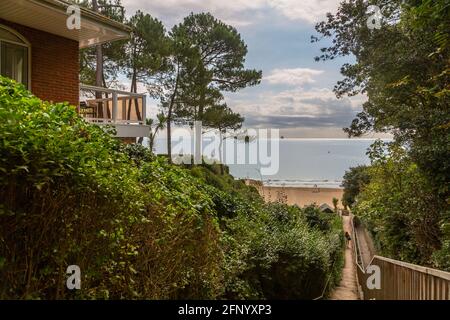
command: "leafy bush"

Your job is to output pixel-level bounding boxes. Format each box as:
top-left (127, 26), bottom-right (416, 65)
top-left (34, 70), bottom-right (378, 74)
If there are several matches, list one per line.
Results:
top-left (0, 77), bottom-right (344, 299)
top-left (0, 77), bottom-right (220, 299)
top-left (353, 144), bottom-right (449, 270)
top-left (241, 203), bottom-right (343, 300)
top-left (120, 143), bottom-right (155, 166)
top-left (190, 170), bottom-right (345, 299)
top-left (303, 205), bottom-right (335, 232)
top-left (341, 166), bottom-right (370, 209)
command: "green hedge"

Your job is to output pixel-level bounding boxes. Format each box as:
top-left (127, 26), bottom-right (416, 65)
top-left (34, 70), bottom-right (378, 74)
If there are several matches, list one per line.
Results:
top-left (0, 77), bottom-right (221, 299)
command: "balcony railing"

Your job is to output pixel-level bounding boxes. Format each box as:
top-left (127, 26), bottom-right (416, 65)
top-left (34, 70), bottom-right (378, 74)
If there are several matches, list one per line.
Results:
top-left (79, 84), bottom-right (147, 125)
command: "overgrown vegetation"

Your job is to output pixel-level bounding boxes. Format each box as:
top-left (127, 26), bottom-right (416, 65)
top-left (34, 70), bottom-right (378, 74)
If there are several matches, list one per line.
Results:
top-left (0, 78), bottom-right (343, 299)
top-left (344, 143), bottom-right (449, 271)
top-left (316, 1), bottom-right (449, 270)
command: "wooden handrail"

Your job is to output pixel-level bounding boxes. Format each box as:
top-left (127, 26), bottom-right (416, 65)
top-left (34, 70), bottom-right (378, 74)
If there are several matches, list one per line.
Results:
top-left (79, 85), bottom-right (147, 125)
top-left (351, 216), bottom-right (364, 270)
top-left (356, 253), bottom-right (450, 300)
top-left (350, 216), bottom-right (450, 300)
top-left (81, 97), bottom-right (140, 104)
top-left (80, 84), bottom-right (146, 98)
top-left (371, 255), bottom-right (450, 281)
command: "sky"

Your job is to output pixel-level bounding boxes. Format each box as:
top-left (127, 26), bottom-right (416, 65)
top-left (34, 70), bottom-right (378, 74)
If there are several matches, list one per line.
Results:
top-left (121, 0), bottom-right (373, 138)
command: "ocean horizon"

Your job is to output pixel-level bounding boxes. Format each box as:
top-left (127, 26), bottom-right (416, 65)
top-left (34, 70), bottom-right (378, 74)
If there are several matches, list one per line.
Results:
top-left (154, 137), bottom-right (384, 188)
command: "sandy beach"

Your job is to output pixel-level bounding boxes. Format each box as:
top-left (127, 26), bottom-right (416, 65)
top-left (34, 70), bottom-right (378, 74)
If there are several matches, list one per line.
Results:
top-left (245, 180), bottom-right (344, 208)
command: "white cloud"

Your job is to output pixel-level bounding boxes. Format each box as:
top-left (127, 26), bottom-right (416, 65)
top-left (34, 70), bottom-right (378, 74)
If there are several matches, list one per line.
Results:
top-left (265, 68), bottom-right (324, 86)
top-left (227, 87), bottom-right (360, 131)
top-left (231, 88), bottom-right (342, 115)
top-left (121, 0), bottom-right (339, 26)
top-left (117, 0), bottom-right (348, 138)
top-left (122, 0), bottom-right (266, 26)
top-left (268, 0), bottom-right (339, 23)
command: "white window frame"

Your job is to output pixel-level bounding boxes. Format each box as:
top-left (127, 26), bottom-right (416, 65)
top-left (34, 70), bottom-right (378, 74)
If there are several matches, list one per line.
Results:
top-left (0, 24), bottom-right (31, 89)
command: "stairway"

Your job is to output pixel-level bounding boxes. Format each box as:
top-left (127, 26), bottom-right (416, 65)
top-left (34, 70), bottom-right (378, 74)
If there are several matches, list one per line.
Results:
top-left (330, 216), bottom-right (359, 300)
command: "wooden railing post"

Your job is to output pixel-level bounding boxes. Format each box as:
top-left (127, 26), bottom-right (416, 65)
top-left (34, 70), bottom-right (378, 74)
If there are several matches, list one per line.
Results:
top-left (112, 91), bottom-right (118, 124)
top-left (142, 94), bottom-right (147, 124)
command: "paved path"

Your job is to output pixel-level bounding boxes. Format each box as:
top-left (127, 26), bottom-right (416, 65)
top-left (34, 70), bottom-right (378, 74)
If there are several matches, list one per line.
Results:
top-left (330, 216), bottom-right (359, 300)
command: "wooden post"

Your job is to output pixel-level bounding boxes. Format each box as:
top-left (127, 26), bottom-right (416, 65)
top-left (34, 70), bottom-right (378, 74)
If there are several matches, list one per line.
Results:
top-left (112, 92), bottom-right (118, 123)
top-left (142, 94), bottom-right (147, 124)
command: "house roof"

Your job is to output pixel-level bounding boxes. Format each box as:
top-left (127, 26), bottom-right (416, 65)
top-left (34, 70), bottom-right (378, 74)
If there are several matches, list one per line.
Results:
top-left (319, 203), bottom-right (334, 213)
top-left (0, 0), bottom-right (131, 48)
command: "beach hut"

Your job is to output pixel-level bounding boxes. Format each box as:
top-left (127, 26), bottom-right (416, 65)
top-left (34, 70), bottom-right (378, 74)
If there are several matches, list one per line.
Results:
top-left (319, 203), bottom-right (334, 214)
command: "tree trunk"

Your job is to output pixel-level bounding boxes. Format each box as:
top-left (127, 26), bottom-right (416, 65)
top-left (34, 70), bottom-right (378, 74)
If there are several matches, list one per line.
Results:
top-left (128, 72), bottom-right (137, 120)
top-left (219, 130), bottom-right (224, 175)
top-left (93, 0), bottom-right (104, 118)
top-left (96, 45), bottom-right (103, 88)
top-left (167, 111), bottom-right (172, 163)
top-left (149, 133), bottom-right (155, 151)
top-left (102, 73), bottom-right (111, 119)
top-left (167, 66), bottom-right (180, 164)
top-left (195, 89), bottom-right (206, 164)
top-left (132, 73), bottom-right (142, 121)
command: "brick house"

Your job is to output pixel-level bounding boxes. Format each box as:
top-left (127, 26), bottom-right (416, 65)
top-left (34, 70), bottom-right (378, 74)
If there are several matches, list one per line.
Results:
top-left (0, 0), bottom-right (150, 139)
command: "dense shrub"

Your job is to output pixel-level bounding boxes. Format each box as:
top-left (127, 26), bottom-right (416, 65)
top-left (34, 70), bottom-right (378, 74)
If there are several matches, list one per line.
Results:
top-left (341, 166), bottom-right (370, 209)
top-left (303, 205), bottom-right (335, 232)
top-left (0, 77), bottom-right (344, 299)
top-left (191, 167), bottom-right (344, 299)
top-left (233, 203), bottom-right (343, 300)
top-left (0, 77), bottom-right (220, 299)
top-left (353, 144), bottom-right (449, 270)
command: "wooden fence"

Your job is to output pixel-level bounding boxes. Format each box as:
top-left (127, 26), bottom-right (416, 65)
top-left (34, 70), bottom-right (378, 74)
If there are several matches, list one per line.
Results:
top-left (356, 253), bottom-right (450, 300)
top-left (351, 216), bottom-right (450, 300)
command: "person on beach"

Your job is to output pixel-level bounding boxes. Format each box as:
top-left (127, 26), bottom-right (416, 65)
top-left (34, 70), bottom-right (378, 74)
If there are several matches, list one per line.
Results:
top-left (345, 232), bottom-right (352, 248)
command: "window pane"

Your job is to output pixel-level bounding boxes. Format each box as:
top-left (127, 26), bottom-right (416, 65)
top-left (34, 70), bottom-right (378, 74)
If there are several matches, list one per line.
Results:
top-left (1, 42), bottom-right (28, 87)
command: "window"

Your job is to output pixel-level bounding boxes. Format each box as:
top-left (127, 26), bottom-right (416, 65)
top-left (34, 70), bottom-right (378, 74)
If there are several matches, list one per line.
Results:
top-left (0, 26), bottom-right (30, 88)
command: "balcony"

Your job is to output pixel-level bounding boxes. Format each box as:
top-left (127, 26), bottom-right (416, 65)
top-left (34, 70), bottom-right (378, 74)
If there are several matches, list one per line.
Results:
top-left (79, 84), bottom-right (150, 138)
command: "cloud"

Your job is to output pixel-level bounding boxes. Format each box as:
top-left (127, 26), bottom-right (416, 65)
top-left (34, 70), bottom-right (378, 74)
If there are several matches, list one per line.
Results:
top-left (121, 0), bottom-right (339, 26)
top-left (122, 0), bottom-right (267, 26)
top-left (229, 88), bottom-right (360, 130)
top-left (268, 0), bottom-right (339, 23)
top-left (265, 68), bottom-right (324, 86)
top-left (117, 0), bottom-right (352, 138)
top-left (230, 67), bottom-right (366, 134)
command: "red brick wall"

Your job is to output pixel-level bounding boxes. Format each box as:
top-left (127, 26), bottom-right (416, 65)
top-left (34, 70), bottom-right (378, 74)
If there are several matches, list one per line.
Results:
top-left (0, 19), bottom-right (79, 106)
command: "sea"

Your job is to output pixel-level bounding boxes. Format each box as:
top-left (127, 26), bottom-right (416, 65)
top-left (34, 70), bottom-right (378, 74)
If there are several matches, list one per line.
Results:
top-left (153, 137), bottom-right (380, 188)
